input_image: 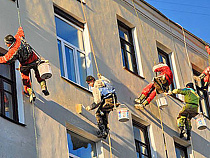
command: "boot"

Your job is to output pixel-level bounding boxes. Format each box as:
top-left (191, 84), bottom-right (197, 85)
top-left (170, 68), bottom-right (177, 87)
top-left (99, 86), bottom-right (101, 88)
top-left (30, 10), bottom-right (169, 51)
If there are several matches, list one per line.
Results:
top-left (27, 88), bottom-right (36, 103)
top-left (134, 104), bottom-right (144, 110)
top-left (40, 81), bottom-right (49, 96)
top-left (134, 94), bottom-right (146, 104)
top-left (142, 100), bottom-right (149, 106)
top-left (187, 130), bottom-right (191, 140)
top-left (97, 123), bottom-right (108, 139)
top-left (179, 126), bottom-right (185, 138)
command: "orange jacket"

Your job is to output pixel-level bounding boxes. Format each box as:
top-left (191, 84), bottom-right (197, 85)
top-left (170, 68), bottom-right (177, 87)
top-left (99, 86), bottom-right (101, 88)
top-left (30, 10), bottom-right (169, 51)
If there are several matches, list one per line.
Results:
top-left (0, 27), bottom-right (25, 63)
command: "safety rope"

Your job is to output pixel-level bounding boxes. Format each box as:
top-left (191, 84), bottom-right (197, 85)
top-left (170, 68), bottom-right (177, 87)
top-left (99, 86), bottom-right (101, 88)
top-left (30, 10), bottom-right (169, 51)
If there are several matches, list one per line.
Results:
top-left (180, 25), bottom-right (194, 80)
top-left (15, 1), bottom-right (39, 157)
top-left (108, 132), bottom-right (113, 158)
top-left (16, 0), bottom-right (21, 27)
top-left (158, 106), bottom-right (168, 158)
top-left (131, 0), bottom-right (156, 66)
top-left (80, 2), bottom-right (114, 157)
top-left (80, 1), bottom-right (100, 76)
top-left (167, 19), bottom-right (185, 86)
top-left (132, 2), bottom-right (169, 156)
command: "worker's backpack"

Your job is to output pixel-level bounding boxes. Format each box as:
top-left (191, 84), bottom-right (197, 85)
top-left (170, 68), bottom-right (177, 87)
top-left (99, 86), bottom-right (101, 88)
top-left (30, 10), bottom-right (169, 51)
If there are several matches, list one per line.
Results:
top-left (99, 80), bottom-right (116, 98)
top-left (17, 40), bottom-right (33, 63)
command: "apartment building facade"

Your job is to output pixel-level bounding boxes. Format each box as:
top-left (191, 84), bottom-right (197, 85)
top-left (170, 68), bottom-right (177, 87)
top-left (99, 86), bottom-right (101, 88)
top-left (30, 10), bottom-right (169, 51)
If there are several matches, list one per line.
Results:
top-left (0, 0), bottom-right (209, 158)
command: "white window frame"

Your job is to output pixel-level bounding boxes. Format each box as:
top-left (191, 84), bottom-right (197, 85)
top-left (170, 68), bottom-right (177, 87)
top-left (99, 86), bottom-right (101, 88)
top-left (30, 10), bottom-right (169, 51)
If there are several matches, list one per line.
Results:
top-left (69, 153), bottom-right (80, 158)
top-left (55, 14), bottom-right (93, 90)
top-left (132, 27), bottom-right (144, 77)
top-left (15, 61), bottom-right (25, 124)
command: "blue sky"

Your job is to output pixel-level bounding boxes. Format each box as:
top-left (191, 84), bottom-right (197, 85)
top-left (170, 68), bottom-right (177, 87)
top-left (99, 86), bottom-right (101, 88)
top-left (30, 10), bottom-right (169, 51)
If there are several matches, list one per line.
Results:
top-left (144, 0), bottom-right (210, 44)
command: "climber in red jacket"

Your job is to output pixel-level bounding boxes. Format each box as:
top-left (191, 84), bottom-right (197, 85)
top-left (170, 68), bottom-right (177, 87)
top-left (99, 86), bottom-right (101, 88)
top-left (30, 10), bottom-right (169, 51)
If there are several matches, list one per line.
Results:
top-left (1, 27), bottom-right (49, 103)
top-left (135, 63), bottom-right (173, 109)
top-left (194, 46), bottom-right (210, 90)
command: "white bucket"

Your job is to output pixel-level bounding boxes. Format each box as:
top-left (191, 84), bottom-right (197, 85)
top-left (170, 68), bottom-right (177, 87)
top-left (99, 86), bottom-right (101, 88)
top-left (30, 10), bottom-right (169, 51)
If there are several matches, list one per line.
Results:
top-left (118, 108), bottom-right (129, 122)
top-left (196, 114), bottom-right (207, 130)
top-left (156, 97), bottom-right (168, 108)
top-left (38, 61), bottom-right (52, 79)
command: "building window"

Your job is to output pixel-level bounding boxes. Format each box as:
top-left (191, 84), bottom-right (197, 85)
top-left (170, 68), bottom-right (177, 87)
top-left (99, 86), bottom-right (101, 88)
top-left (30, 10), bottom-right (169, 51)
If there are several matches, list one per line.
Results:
top-left (133, 120), bottom-right (151, 158)
top-left (118, 20), bottom-right (138, 74)
top-left (175, 143), bottom-right (188, 158)
top-left (193, 69), bottom-right (210, 118)
top-left (67, 130), bottom-right (97, 158)
top-left (157, 48), bottom-right (175, 91)
top-left (0, 53), bottom-right (18, 122)
top-left (54, 7), bottom-right (89, 89)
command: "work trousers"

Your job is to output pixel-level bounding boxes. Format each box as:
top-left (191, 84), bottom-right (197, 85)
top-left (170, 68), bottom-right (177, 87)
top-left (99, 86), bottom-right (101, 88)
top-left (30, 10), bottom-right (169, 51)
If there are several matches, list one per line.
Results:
top-left (177, 103), bottom-right (198, 131)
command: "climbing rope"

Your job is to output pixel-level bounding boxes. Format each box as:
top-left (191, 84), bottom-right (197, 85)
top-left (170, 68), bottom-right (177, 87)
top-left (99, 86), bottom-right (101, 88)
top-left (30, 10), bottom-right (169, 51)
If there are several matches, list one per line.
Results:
top-left (16, 0), bottom-right (21, 27)
top-left (80, 2), bottom-right (114, 156)
top-left (15, 0), bottom-right (39, 157)
top-left (158, 106), bottom-right (169, 158)
top-left (180, 25), bottom-right (194, 80)
top-left (80, 1), bottom-right (100, 76)
top-left (108, 133), bottom-right (113, 158)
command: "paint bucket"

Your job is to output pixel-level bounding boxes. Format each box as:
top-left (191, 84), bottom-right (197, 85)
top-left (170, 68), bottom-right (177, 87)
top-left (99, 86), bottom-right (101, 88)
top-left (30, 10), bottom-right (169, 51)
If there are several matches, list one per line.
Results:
top-left (196, 113), bottom-right (207, 130)
top-left (118, 107), bottom-right (129, 122)
top-left (38, 60), bottom-right (52, 79)
top-left (156, 96), bottom-right (168, 108)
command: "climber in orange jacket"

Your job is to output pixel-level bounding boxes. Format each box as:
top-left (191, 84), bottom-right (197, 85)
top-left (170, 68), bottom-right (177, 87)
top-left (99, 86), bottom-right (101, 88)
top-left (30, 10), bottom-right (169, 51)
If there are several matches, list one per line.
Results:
top-left (194, 46), bottom-right (210, 90)
top-left (135, 63), bottom-right (173, 109)
top-left (1, 27), bottom-right (49, 103)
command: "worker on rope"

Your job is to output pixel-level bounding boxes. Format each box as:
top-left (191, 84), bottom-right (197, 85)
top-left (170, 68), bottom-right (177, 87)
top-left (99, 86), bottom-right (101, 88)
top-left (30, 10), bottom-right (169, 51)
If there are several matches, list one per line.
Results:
top-left (193, 46), bottom-right (210, 90)
top-left (0, 27), bottom-right (49, 103)
top-left (134, 63), bottom-right (173, 109)
top-left (85, 74), bottom-right (118, 139)
top-left (169, 83), bottom-right (199, 140)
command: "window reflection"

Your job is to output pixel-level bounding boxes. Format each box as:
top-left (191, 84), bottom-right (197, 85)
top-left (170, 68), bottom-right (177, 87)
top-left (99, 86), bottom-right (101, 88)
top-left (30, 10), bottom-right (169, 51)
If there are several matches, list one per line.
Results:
top-left (67, 130), bottom-right (97, 158)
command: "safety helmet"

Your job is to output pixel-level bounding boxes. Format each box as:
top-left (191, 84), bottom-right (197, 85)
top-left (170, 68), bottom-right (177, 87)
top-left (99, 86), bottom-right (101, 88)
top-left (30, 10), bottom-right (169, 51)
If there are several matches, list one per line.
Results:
top-left (186, 82), bottom-right (195, 90)
top-left (4, 35), bottom-right (16, 44)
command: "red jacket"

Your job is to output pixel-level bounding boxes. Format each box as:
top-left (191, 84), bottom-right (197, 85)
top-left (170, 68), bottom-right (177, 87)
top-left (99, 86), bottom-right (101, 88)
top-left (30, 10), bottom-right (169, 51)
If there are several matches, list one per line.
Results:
top-left (206, 46), bottom-right (210, 55)
top-left (0, 27), bottom-right (25, 63)
top-left (202, 66), bottom-right (210, 82)
top-left (153, 63), bottom-right (173, 85)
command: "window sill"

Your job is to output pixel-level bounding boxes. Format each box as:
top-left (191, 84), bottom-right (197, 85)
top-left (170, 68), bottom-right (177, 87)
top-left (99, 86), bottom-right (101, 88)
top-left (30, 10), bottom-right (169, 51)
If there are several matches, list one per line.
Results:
top-left (168, 94), bottom-right (184, 103)
top-left (123, 67), bottom-right (145, 80)
top-left (61, 76), bottom-right (92, 94)
top-left (0, 114), bottom-right (26, 127)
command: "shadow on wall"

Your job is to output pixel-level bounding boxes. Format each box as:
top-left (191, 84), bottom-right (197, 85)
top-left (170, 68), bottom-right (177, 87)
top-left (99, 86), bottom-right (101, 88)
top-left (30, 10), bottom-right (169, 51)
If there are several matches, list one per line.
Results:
top-left (191, 131), bottom-right (210, 158)
top-left (34, 94), bottom-right (99, 138)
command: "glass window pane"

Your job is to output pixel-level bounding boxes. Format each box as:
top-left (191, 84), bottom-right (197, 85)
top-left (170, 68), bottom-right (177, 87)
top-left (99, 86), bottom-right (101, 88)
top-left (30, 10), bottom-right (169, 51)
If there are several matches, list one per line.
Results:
top-left (57, 40), bottom-right (65, 77)
top-left (133, 126), bottom-right (146, 143)
top-left (55, 16), bottom-right (84, 50)
top-left (175, 147), bottom-right (186, 158)
top-left (175, 143), bottom-right (187, 158)
top-left (121, 48), bottom-right (126, 67)
top-left (125, 44), bottom-right (132, 52)
top-left (77, 51), bottom-right (88, 88)
top-left (141, 145), bottom-right (148, 155)
top-left (65, 46), bottom-right (76, 82)
top-left (126, 52), bottom-right (134, 72)
top-left (4, 92), bottom-right (13, 120)
top-left (4, 82), bottom-right (12, 92)
top-left (119, 26), bottom-right (131, 43)
top-left (67, 131), bottom-right (97, 158)
top-left (0, 64), bottom-right (11, 79)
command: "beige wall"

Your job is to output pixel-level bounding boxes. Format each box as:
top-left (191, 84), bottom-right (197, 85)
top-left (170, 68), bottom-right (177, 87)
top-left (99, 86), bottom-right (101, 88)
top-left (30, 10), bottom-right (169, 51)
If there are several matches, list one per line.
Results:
top-left (0, 0), bottom-right (209, 158)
